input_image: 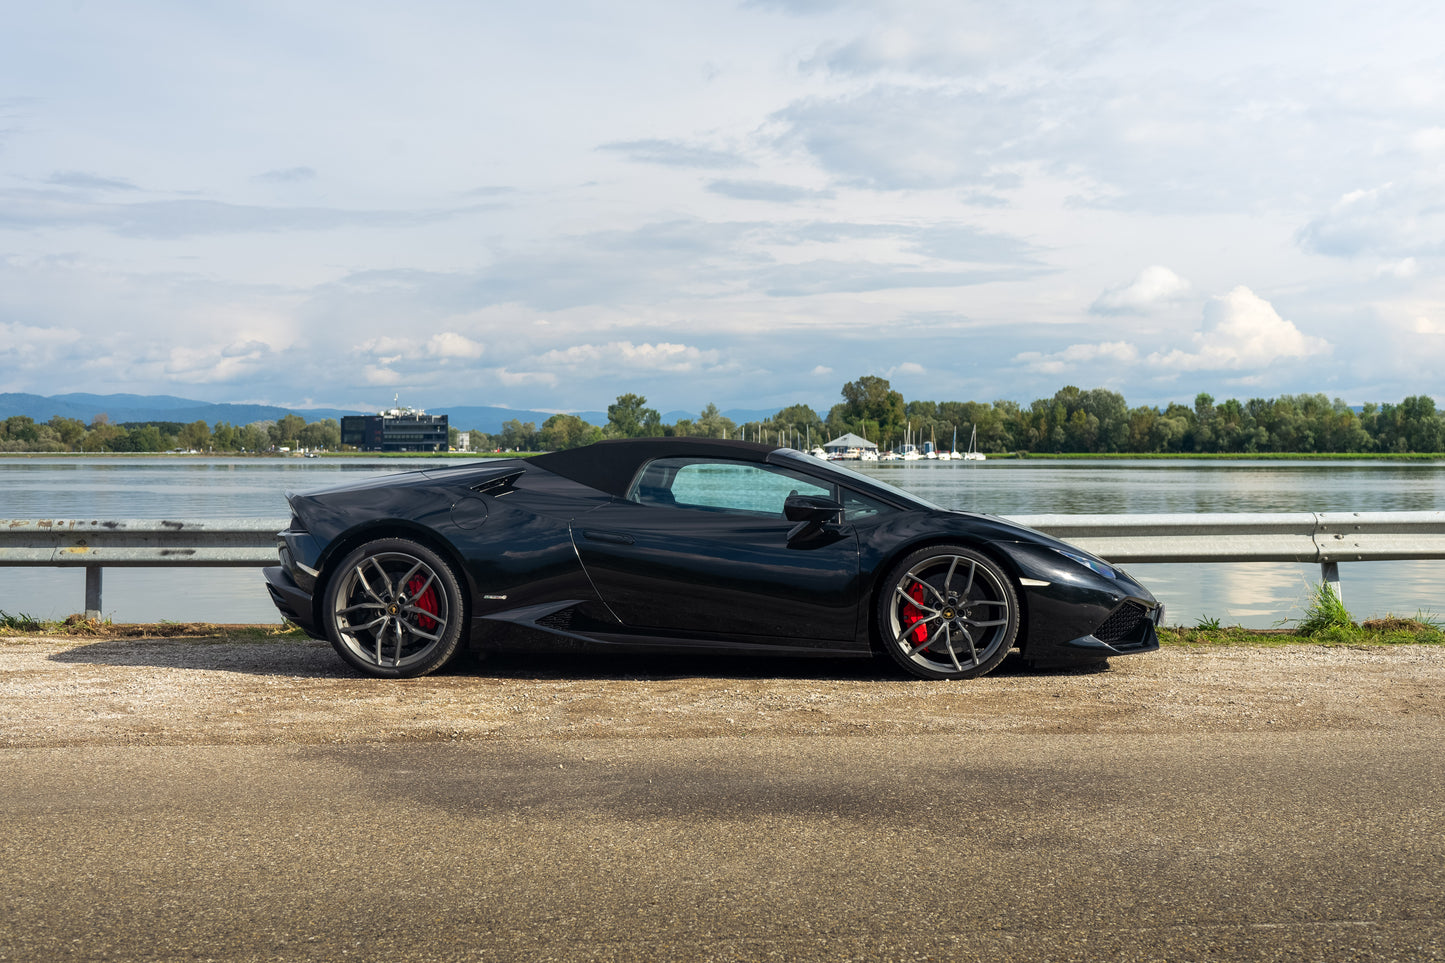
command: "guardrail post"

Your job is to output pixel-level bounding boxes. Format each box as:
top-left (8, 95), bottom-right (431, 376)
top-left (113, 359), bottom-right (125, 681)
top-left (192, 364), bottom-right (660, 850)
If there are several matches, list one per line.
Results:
top-left (1320, 561), bottom-right (1342, 602)
top-left (85, 566), bottom-right (102, 620)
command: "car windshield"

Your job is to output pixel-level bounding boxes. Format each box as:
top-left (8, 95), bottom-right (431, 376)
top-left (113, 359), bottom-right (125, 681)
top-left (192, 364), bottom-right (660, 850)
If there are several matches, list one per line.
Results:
top-left (772, 449), bottom-right (942, 511)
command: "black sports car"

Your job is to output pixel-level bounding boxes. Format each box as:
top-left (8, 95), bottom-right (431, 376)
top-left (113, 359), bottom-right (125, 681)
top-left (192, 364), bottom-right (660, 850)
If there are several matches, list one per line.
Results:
top-left (264, 438), bottom-right (1161, 680)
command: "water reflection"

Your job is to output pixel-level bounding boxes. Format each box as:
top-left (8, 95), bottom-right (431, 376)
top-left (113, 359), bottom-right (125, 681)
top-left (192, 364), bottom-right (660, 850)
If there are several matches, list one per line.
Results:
top-left (857, 459), bottom-right (1445, 514)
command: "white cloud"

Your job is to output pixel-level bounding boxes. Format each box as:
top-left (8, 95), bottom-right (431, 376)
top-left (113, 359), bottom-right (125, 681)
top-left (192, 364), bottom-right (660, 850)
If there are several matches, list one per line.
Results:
top-left (810, 364), bottom-right (833, 376)
top-left (1015, 342), bottom-right (1140, 375)
top-left (161, 339), bottom-right (278, 384)
top-left (364, 365), bottom-right (403, 386)
top-left (354, 331), bottom-right (485, 363)
top-left (0, 321), bottom-right (87, 375)
top-left (1414, 316), bottom-right (1445, 335)
top-left (221, 340), bottom-right (270, 358)
top-left (0, 320), bottom-right (81, 349)
top-left (534, 341), bottom-right (720, 373)
top-left (1148, 287), bottom-right (1331, 371)
top-left (492, 368), bottom-right (559, 388)
top-left (1090, 266), bottom-right (1191, 315)
top-left (1376, 258), bottom-right (1419, 280)
top-left (1297, 176), bottom-right (1445, 259)
top-left (597, 139), bottom-right (748, 169)
top-left (426, 332), bottom-right (485, 359)
top-left (887, 361), bottom-right (927, 378)
top-left (1410, 127), bottom-right (1445, 155)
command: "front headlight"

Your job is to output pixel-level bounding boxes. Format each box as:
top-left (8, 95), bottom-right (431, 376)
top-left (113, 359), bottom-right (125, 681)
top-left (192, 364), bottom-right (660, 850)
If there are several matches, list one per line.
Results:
top-left (1057, 549), bottom-right (1117, 579)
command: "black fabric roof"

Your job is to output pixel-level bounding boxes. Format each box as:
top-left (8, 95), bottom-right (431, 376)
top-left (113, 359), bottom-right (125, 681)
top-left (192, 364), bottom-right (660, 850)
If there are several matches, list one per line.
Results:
top-left (528, 437), bottom-right (779, 498)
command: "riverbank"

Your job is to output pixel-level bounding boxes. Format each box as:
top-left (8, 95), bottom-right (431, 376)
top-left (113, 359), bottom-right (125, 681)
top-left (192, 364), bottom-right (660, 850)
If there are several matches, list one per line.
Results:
top-left (4, 449), bottom-right (1445, 461)
top-left (1011, 451), bottom-right (1445, 461)
top-left (0, 450), bottom-right (519, 459)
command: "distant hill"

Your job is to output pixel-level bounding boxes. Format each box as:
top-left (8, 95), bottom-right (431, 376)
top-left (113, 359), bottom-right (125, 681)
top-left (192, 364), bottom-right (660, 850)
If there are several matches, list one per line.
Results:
top-left (0, 393), bottom-right (801, 436)
top-left (661, 407), bottom-right (787, 425)
top-left (433, 406), bottom-right (607, 433)
top-left (0, 393), bottom-right (368, 427)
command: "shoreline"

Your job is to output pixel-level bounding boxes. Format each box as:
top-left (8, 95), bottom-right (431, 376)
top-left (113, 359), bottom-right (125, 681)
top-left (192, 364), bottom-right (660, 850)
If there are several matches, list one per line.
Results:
top-left (3, 450), bottom-right (1444, 462)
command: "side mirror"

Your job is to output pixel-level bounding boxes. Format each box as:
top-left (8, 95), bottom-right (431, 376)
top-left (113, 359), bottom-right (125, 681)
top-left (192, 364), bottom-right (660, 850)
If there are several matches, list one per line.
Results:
top-left (784, 493), bottom-right (842, 524)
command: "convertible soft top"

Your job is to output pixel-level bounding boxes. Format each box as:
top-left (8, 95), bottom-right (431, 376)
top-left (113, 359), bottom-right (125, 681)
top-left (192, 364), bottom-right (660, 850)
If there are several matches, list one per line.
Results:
top-left (527, 437), bottom-right (779, 499)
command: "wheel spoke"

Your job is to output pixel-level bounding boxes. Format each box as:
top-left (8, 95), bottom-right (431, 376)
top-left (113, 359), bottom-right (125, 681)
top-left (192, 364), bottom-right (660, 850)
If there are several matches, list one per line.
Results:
top-left (958, 558), bottom-right (977, 596)
top-left (906, 618), bottom-right (948, 657)
top-left (406, 571), bottom-right (437, 599)
top-left (942, 624), bottom-right (963, 672)
top-left (960, 625), bottom-right (979, 665)
top-left (397, 559), bottom-right (427, 594)
top-left (967, 617), bottom-right (1010, 628)
top-left (353, 563), bottom-right (385, 604)
top-left (895, 623), bottom-right (925, 650)
top-left (350, 615), bottom-right (388, 633)
top-left (400, 620), bottom-right (444, 643)
top-left (402, 603), bottom-right (446, 629)
top-left (894, 583), bottom-right (941, 617)
top-left (900, 571), bottom-right (947, 608)
top-left (367, 556), bottom-right (400, 598)
top-left (339, 601), bottom-right (384, 618)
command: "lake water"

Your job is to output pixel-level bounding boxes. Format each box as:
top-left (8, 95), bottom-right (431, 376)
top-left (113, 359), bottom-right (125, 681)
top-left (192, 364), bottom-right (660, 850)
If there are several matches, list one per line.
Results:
top-left (2, 455), bottom-right (1442, 627)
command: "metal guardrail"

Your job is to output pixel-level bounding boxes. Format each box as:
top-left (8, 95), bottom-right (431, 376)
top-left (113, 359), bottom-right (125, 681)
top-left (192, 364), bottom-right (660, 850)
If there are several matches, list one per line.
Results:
top-left (3, 512), bottom-right (1444, 618)
top-left (0, 519), bottom-right (284, 618)
top-left (1007, 511), bottom-right (1445, 602)
top-left (1006, 511), bottom-right (1445, 563)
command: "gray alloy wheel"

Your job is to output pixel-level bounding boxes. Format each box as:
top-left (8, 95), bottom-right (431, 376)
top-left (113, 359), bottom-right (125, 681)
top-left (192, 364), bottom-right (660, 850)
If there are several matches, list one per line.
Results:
top-left (322, 538), bottom-right (465, 678)
top-left (878, 545), bottom-right (1019, 680)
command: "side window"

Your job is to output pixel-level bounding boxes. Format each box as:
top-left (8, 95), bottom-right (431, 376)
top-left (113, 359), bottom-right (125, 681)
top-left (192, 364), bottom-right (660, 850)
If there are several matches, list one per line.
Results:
top-left (841, 490), bottom-right (895, 523)
top-left (631, 458), bottom-right (833, 517)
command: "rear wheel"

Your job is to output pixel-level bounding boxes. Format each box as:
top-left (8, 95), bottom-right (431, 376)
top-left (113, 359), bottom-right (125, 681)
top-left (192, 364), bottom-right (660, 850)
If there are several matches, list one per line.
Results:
top-left (877, 545), bottom-right (1018, 680)
top-left (322, 538), bottom-right (465, 678)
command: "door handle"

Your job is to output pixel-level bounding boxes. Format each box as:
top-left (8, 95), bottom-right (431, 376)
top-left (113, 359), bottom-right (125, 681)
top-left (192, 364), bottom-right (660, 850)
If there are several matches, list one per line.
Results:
top-left (581, 529), bottom-right (635, 545)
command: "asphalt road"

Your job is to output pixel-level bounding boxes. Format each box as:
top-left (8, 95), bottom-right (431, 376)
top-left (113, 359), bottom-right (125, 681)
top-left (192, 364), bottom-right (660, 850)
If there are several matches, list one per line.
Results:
top-left (4, 731), bottom-right (1443, 961)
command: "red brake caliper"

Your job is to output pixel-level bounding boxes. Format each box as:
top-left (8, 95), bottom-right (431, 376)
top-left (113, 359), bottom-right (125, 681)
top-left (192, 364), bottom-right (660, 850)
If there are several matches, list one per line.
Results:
top-left (903, 583), bottom-right (929, 647)
top-left (406, 576), bottom-right (439, 631)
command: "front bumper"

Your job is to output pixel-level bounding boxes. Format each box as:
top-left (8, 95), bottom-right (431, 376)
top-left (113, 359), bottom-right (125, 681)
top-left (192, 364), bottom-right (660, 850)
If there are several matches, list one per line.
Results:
top-left (1021, 588), bottom-right (1163, 667)
top-left (990, 540), bottom-right (1164, 668)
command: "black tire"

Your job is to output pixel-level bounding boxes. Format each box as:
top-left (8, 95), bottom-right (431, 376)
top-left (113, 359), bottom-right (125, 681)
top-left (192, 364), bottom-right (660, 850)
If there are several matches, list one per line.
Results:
top-left (877, 545), bottom-right (1018, 680)
top-left (321, 538), bottom-right (466, 678)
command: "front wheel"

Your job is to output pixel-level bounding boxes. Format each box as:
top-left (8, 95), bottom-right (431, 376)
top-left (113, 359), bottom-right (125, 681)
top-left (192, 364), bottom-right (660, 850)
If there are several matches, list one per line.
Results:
top-left (877, 545), bottom-right (1018, 680)
top-left (322, 538), bottom-right (465, 678)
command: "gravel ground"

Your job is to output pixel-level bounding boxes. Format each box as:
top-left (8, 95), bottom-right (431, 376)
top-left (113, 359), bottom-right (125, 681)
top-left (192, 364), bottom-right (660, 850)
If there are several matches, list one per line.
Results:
top-left (3, 636), bottom-right (1442, 747)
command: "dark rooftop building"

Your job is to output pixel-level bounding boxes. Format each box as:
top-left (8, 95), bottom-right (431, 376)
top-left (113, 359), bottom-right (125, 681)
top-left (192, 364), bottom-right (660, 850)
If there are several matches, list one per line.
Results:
top-left (341, 407), bottom-right (448, 453)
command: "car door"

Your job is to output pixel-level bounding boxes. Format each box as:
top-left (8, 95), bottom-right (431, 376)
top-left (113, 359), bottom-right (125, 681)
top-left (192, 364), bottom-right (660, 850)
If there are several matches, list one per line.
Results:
top-left (572, 457), bottom-right (861, 645)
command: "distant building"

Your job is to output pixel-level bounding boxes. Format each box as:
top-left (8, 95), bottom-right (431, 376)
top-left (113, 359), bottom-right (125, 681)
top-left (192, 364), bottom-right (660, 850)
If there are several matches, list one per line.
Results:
top-left (341, 401), bottom-right (448, 452)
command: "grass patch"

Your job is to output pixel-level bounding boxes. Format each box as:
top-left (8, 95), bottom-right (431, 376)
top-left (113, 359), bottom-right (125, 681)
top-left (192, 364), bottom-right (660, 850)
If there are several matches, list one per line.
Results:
top-left (1014, 451), bottom-right (1445, 461)
top-left (1294, 582), bottom-right (1355, 636)
top-left (1161, 610), bottom-right (1444, 648)
top-left (0, 610), bottom-right (45, 632)
top-left (0, 614), bottom-right (310, 642)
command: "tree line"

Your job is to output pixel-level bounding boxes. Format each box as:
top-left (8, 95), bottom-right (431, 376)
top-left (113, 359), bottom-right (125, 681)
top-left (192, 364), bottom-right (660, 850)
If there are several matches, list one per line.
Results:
top-left (0, 414), bottom-right (342, 453)
top-left (4, 379), bottom-right (1444, 454)
top-left (499, 380), bottom-right (1445, 455)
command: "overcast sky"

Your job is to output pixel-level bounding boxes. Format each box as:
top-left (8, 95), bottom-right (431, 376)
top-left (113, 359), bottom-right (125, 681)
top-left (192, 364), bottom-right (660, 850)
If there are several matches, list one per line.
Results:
top-left (3, 0), bottom-right (1444, 416)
